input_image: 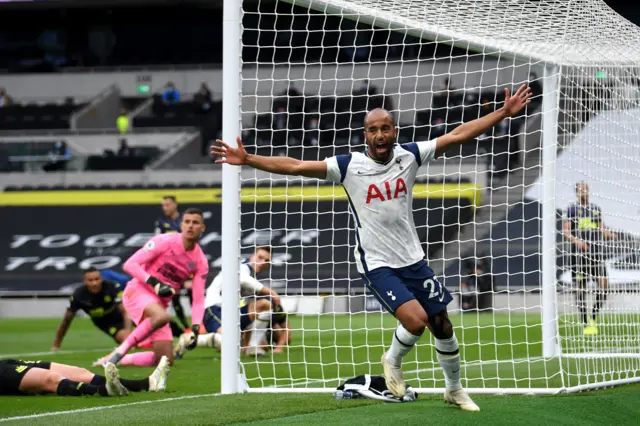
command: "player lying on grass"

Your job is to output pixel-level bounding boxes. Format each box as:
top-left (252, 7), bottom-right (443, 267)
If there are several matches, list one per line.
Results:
top-left (52, 267), bottom-right (132, 351)
top-left (212, 84), bottom-right (532, 412)
top-left (94, 208), bottom-right (209, 368)
top-left (563, 181), bottom-right (616, 335)
top-left (174, 246), bottom-right (281, 358)
top-left (0, 356), bottom-right (170, 396)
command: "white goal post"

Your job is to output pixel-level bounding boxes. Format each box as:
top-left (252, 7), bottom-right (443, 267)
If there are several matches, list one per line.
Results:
top-left (220, 0), bottom-right (640, 395)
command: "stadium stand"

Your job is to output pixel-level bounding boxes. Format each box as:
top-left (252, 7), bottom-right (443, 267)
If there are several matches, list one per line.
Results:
top-left (0, 2), bottom-right (544, 299)
top-left (133, 93), bottom-right (221, 157)
top-left (0, 130), bottom-right (199, 172)
top-left (0, 98), bottom-right (86, 130)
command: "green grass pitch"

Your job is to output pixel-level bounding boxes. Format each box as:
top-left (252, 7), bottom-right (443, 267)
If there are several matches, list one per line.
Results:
top-left (1, 314), bottom-right (639, 425)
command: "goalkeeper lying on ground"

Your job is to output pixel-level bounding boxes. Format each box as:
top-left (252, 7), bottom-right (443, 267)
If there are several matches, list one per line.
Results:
top-left (0, 356), bottom-right (170, 396)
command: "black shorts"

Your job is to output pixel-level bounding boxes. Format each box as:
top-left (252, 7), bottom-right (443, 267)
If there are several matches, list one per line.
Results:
top-left (94, 320), bottom-right (126, 338)
top-left (0, 359), bottom-right (51, 395)
top-left (571, 253), bottom-right (608, 281)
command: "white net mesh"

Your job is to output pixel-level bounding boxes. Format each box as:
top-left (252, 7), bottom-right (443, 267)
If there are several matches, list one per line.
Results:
top-left (553, 67), bottom-right (640, 386)
top-left (235, 0), bottom-right (640, 393)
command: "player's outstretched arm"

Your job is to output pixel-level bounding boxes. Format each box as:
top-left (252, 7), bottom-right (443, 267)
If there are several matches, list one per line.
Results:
top-left (211, 137), bottom-right (328, 179)
top-left (435, 84), bottom-right (532, 157)
top-left (52, 309), bottom-right (75, 350)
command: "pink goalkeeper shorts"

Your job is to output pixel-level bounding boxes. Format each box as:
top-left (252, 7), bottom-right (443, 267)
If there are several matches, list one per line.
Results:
top-left (123, 280), bottom-right (173, 343)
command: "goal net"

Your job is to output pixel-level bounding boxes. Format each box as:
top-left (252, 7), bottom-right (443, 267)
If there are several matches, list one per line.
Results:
top-left (227, 0), bottom-right (640, 394)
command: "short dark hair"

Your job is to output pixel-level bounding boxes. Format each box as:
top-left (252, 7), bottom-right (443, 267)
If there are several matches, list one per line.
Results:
top-left (163, 195), bottom-right (177, 203)
top-left (575, 181), bottom-right (588, 192)
top-left (83, 267), bottom-right (100, 275)
top-left (183, 207), bottom-right (203, 217)
top-left (255, 245), bottom-right (272, 254)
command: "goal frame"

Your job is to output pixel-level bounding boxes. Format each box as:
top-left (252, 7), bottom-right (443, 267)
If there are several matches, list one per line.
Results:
top-left (220, 0), bottom-right (640, 395)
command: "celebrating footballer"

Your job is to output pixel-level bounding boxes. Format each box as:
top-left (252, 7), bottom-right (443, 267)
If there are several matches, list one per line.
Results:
top-left (212, 84), bottom-right (532, 412)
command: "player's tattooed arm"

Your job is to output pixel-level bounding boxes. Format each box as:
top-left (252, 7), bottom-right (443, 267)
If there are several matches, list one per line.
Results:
top-left (52, 309), bottom-right (75, 350)
top-left (260, 287), bottom-right (281, 306)
top-left (435, 84), bottom-right (532, 157)
top-left (211, 136), bottom-right (328, 179)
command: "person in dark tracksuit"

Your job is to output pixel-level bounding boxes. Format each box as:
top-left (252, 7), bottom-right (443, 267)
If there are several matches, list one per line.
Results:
top-left (562, 182), bottom-right (617, 335)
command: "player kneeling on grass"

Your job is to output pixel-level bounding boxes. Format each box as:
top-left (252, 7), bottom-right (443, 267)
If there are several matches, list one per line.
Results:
top-left (52, 268), bottom-right (132, 351)
top-left (261, 301), bottom-right (292, 353)
top-left (0, 356), bottom-right (170, 396)
top-left (211, 84), bottom-right (532, 412)
top-left (94, 208), bottom-right (209, 368)
top-left (174, 246), bottom-right (280, 358)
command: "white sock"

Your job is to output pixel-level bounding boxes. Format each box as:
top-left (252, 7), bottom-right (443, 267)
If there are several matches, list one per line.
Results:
top-left (197, 333), bottom-right (222, 349)
top-left (386, 325), bottom-right (421, 367)
top-left (435, 334), bottom-right (462, 391)
top-left (248, 320), bottom-right (268, 348)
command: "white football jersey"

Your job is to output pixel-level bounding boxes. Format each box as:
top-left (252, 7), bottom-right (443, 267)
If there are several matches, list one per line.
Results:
top-left (205, 261), bottom-right (264, 308)
top-left (324, 140), bottom-right (438, 273)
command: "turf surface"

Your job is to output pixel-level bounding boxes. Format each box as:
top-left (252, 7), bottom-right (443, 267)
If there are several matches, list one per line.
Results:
top-left (1, 315), bottom-right (639, 425)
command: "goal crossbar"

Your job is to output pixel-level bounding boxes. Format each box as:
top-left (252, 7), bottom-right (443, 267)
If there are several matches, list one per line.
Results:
top-left (287, 0), bottom-right (640, 66)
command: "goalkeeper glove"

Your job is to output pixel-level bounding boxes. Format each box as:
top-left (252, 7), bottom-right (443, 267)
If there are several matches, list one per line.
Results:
top-left (187, 324), bottom-right (200, 349)
top-left (146, 276), bottom-right (175, 298)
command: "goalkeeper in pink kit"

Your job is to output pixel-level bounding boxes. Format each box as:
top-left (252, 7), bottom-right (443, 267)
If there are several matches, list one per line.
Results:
top-left (95, 208), bottom-right (209, 367)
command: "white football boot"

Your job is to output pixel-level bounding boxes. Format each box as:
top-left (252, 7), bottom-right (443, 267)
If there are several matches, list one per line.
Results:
top-left (444, 388), bottom-right (480, 412)
top-left (149, 355), bottom-right (171, 392)
top-left (381, 351), bottom-right (406, 398)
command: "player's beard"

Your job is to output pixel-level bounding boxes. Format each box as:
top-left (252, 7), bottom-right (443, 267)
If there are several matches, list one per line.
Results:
top-left (368, 137), bottom-right (395, 163)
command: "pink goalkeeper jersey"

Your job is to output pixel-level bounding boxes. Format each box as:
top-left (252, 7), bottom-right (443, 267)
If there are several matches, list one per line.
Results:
top-left (122, 233), bottom-right (209, 324)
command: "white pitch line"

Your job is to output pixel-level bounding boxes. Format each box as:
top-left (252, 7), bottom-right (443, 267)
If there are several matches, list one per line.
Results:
top-left (0, 392), bottom-right (221, 423)
top-left (0, 348), bottom-right (112, 358)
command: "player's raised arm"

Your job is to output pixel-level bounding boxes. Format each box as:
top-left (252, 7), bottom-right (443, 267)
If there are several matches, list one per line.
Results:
top-left (211, 137), bottom-right (327, 179)
top-left (435, 84), bottom-right (532, 157)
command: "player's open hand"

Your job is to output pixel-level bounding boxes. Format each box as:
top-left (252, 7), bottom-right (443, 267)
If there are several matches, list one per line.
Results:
top-left (51, 345), bottom-right (60, 351)
top-left (502, 84), bottom-right (533, 117)
top-left (576, 241), bottom-right (589, 252)
top-left (211, 137), bottom-right (248, 165)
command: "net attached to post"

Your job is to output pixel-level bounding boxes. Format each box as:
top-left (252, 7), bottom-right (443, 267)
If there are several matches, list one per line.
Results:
top-left (231, 0), bottom-right (640, 394)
